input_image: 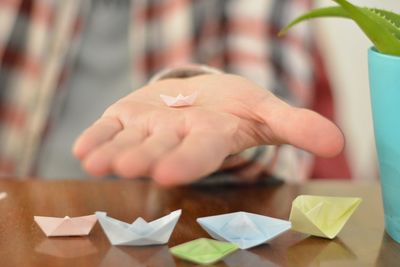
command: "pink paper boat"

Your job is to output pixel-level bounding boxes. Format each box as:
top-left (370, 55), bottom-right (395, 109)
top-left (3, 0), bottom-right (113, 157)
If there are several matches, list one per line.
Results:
top-left (160, 92), bottom-right (198, 107)
top-left (34, 214), bottom-right (97, 237)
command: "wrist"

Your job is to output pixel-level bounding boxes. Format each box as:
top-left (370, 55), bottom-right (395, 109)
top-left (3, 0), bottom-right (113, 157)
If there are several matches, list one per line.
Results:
top-left (149, 64), bottom-right (223, 83)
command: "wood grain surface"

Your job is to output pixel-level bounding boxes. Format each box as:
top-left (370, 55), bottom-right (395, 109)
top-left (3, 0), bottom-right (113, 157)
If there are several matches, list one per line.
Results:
top-left (0, 179), bottom-right (398, 267)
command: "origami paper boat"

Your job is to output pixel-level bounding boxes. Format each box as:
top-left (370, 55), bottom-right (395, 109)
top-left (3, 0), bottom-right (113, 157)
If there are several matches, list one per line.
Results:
top-left (96, 210), bottom-right (181, 246)
top-left (197, 211), bottom-right (291, 249)
top-left (170, 238), bottom-right (238, 265)
top-left (289, 195), bottom-right (362, 239)
top-left (160, 92), bottom-right (197, 107)
top-left (34, 214), bottom-right (97, 237)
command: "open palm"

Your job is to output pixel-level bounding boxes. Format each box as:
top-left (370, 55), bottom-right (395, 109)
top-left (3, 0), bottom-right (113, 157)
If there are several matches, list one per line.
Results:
top-left (73, 74), bottom-right (343, 185)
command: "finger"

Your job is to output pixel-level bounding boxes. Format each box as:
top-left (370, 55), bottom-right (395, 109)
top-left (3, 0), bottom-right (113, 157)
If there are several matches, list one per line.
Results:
top-left (113, 131), bottom-right (181, 178)
top-left (152, 131), bottom-right (230, 186)
top-left (83, 127), bottom-right (145, 177)
top-left (257, 97), bottom-right (344, 157)
top-left (73, 117), bottom-right (123, 160)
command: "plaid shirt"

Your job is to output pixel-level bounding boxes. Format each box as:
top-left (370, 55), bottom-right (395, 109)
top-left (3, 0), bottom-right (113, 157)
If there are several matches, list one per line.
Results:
top-left (0, 0), bottom-right (316, 182)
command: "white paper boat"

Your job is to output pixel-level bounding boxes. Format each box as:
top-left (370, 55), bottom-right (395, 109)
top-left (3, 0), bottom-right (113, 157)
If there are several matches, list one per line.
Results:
top-left (34, 214), bottom-right (97, 237)
top-left (96, 210), bottom-right (181, 246)
top-left (160, 92), bottom-right (197, 107)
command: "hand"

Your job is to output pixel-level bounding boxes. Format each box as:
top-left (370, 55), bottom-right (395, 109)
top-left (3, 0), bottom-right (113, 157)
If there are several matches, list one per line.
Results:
top-left (73, 74), bottom-right (344, 185)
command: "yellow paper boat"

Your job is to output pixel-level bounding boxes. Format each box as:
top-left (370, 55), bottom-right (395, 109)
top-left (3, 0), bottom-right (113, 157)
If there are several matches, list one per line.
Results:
top-left (289, 195), bottom-right (362, 239)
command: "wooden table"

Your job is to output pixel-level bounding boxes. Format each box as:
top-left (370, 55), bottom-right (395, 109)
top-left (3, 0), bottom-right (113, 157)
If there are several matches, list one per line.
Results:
top-left (0, 179), bottom-right (398, 267)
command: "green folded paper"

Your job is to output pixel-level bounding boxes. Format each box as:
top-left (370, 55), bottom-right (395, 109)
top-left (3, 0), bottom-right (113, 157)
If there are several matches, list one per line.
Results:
top-left (170, 238), bottom-right (239, 265)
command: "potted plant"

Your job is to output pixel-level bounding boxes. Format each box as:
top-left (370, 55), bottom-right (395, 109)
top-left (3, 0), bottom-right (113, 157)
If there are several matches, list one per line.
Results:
top-left (280, 0), bottom-right (400, 243)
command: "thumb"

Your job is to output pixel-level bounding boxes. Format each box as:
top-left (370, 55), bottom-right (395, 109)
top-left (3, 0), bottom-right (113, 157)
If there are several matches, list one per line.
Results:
top-left (256, 97), bottom-right (345, 157)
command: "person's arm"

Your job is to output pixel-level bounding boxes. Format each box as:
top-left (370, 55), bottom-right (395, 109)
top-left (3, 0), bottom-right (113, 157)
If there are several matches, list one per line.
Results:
top-left (74, 70), bottom-right (343, 186)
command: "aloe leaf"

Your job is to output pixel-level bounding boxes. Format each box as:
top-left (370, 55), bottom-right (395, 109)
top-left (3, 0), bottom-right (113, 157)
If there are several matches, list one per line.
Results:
top-left (279, 6), bottom-right (350, 36)
top-left (367, 8), bottom-right (400, 39)
top-left (369, 8), bottom-right (400, 27)
top-left (280, 6), bottom-right (400, 40)
top-left (333, 0), bottom-right (400, 55)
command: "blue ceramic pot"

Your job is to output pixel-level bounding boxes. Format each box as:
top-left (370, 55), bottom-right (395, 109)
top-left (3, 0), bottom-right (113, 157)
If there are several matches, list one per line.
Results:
top-left (368, 47), bottom-right (400, 243)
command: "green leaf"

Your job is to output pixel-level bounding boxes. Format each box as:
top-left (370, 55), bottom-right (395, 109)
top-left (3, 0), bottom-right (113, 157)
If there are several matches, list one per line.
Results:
top-left (278, 6), bottom-right (350, 37)
top-left (280, 0), bottom-right (400, 56)
top-left (332, 0), bottom-right (400, 55)
top-left (367, 8), bottom-right (400, 39)
top-left (369, 8), bottom-right (400, 27)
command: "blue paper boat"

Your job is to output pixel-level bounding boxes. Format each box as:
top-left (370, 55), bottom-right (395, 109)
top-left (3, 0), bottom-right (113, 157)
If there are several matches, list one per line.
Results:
top-left (197, 211), bottom-right (291, 249)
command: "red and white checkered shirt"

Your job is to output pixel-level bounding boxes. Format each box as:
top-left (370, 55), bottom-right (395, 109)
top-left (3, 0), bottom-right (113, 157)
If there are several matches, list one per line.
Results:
top-left (0, 0), bottom-right (317, 182)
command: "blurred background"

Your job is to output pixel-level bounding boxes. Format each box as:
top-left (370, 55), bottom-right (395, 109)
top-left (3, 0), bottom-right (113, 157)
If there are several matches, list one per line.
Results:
top-left (315, 0), bottom-right (400, 181)
top-left (1, 0), bottom-right (399, 181)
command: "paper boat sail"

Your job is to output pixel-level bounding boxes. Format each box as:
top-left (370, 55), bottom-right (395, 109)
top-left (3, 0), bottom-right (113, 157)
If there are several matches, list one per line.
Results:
top-left (34, 214), bottom-right (97, 237)
top-left (96, 210), bottom-right (181, 246)
top-left (160, 92), bottom-right (197, 107)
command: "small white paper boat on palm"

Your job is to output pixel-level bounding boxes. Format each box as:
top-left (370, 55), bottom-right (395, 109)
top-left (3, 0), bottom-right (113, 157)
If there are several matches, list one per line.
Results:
top-left (96, 210), bottom-right (181, 246)
top-left (160, 92), bottom-right (198, 107)
top-left (34, 214), bottom-right (97, 237)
